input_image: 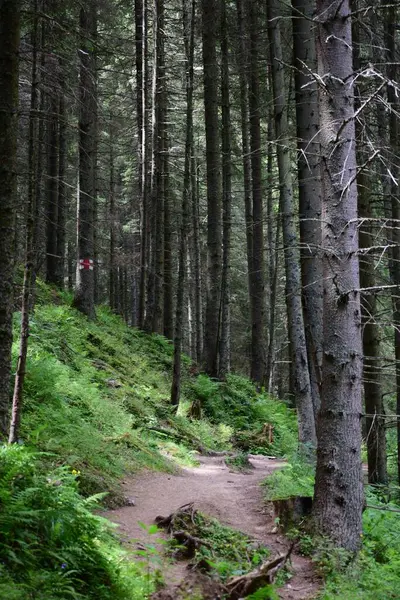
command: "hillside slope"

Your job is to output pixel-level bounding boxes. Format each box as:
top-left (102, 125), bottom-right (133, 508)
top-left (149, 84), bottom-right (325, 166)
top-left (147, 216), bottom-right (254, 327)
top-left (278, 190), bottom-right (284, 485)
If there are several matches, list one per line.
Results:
top-left (14, 281), bottom-right (297, 502)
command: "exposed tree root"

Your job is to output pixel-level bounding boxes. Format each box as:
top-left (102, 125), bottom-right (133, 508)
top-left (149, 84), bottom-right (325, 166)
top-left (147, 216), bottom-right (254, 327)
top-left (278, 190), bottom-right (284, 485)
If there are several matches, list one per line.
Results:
top-left (225, 544), bottom-right (294, 599)
top-left (154, 503), bottom-right (294, 598)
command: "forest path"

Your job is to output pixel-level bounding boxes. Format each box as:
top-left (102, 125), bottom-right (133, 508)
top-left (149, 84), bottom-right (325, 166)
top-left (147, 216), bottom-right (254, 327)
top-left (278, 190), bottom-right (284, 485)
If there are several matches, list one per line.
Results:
top-left (105, 455), bottom-right (320, 599)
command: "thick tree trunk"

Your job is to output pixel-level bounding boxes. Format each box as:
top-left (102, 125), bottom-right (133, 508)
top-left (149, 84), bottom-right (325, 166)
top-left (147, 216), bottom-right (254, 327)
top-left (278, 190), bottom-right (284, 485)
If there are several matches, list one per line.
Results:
top-left (248, 0), bottom-right (265, 386)
top-left (73, 4), bottom-right (97, 319)
top-left (312, 0), bottom-right (364, 551)
top-left (292, 0), bottom-right (323, 418)
top-left (218, 0), bottom-right (232, 379)
top-left (202, 0), bottom-right (222, 377)
top-left (0, 0), bottom-right (20, 436)
top-left (267, 0), bottom-right (316, 446)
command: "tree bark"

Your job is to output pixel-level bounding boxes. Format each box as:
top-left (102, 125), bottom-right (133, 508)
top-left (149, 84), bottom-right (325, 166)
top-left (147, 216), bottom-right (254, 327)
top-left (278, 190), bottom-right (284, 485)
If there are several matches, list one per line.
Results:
top-left (55, 78), bottom-right (66, 289)
top-left (248, 0), bottom-right (265, 386)
top-left (312, 0), bottom-right (364, 551)
top-left (9, 0), bottom-right (36, 444)
top-left (202, 0), bottom-right (222, 377)
top-left (45, 72), bottom-right (59, 285)
top-left (171, 0), bottom-right (195, 406)
top-left (236, 0), bottom-right (253, 307)
top-left (73, 3), bottom-right (97, 319)
top-left (292, 0), bottom-right (323, 418)
top-left (0, 0), bottom-right (20, 436)
top-left (267, 0), bottom-right (316, 446)
top-left (218, 0), bottom-right (232, 378)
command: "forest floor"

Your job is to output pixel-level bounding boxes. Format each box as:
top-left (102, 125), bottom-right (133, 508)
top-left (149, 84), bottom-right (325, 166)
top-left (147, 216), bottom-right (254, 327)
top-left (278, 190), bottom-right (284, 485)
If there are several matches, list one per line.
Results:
top-left (105, 454), bottom-right (320, 600)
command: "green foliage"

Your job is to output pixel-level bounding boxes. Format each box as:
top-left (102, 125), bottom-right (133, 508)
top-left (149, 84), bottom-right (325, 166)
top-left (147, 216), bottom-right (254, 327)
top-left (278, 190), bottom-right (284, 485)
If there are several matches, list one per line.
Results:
top-left (169, 511), bottom-right (271, 583)
top-left (263, 453), bottom-right (315, 501)
top-left (0, 445), bottom-right (156, 600)
top-left (319, 496), bottom-right (400, 599)
top-left (191, 373), bottom-right (297, 456)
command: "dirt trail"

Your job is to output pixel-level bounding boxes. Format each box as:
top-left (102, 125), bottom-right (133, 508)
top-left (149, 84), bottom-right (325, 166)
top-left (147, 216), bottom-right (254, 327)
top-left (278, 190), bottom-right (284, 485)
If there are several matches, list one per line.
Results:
top-left (105, 455), bottom-right (320, 599)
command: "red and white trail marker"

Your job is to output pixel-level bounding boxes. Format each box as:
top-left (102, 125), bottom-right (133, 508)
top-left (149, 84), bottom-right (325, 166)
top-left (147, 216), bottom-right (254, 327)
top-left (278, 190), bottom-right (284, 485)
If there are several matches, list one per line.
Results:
top-left (79, 258), bottom-right (94, 271)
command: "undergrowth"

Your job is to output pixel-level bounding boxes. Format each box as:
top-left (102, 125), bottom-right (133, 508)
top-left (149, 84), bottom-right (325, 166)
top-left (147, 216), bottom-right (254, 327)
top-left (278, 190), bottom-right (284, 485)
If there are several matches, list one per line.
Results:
top-left (2, 280), bottom-right (300, 600)
top-left (168, 510), bottom-right (271, 582)
top-left (264, 455), bottom-right (400, 599)
top-left (0, 445), bottom-right (156, 600)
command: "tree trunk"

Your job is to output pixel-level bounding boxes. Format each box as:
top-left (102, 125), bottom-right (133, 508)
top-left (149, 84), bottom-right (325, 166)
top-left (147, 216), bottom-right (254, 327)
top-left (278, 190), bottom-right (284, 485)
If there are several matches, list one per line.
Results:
top-left (45, 79), bottom-right (59, 285)
top-left (358, 172), bottom-right (388, 485)
top-left (0, 0), bottom-right (20, 436)
top-left (9, 0), bottom-right (36, 444)
top-left (171, 0), bottom-right (195, 406)
top-left (292, 0), bottom-right (323, 418)
top-left (248, 0), bottom-right (265, 386)
top-left (218, 0), bottom-right (232, 379)
top-left (202, 0), bottom-right (222, 377)
top-left (73, 3), bottom-right (97, 319)
top-left (163, 128), bottom-right (173, 339)
top-left (55, 79), bottom-right (66, 289)
top-left (312, 0), bottom-right (363, 551)
top-left (192, 150), bottom-right (203, 362)
top-left (267, 0), bottom-right (316, 446)
top-left (352, 8), bottom-right (387, 485)
top-left (236, 0), bottom-right (253, 308)
top-left (384, 3), bottom-right (400, 486)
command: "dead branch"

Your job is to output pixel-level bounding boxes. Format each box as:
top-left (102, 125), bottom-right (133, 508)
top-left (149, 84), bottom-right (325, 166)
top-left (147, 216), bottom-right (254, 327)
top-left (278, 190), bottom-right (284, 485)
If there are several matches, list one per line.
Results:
top-left (225, 544), bottom-right (294, 600)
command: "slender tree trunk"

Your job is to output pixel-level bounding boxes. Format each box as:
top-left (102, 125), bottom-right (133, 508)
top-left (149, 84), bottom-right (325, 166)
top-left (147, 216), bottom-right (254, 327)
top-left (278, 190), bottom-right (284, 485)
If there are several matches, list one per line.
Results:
top-left (0, 0), bottom-right (20, 436)
top-left (267, 0), bottom-right (316, 445)
top-left (352, 9), bottom-right (387, 485)
top-left (312, 0), bottom-right (363, 551)
top-left (358, 172), bottom-right (388, 484)
top-left (73, 3), bottom-right (97, 319)
top-left (202, 0), bottom-right (222, 377)
top-left (171, 0), bottom-right (195, 406)
top-left (9, 0), bottom-right (37, 443)
top-left (383, 3), bottom-right (400, 486)
top-left (192, 150), bottom-right (203, 362)
top-left (109, 128), bottom-right (118, 310)
top-left (55, 78), bottom-right (66, 289)
top-left (236, 0), bottom-right (253, 304)
top-left (45, 83), bottom-right (59, 284)
top-left (151, 0), bottom-right (166, 334)
top-left (136, 0), bottom-right (147, 328)
top-left (163, 128), bottom-right (173, 339)
top-left (293, 0), bottom-right (323, 417)
top-left (248, 0), bottom-right (265, 386)
top-left (218, 0), bottom-right (232, 378)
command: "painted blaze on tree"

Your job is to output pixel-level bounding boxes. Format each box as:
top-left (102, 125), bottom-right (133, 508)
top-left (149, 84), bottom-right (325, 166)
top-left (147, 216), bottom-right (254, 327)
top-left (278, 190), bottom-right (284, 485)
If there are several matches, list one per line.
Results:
top-left (312, 0), bottom-right (364, 551)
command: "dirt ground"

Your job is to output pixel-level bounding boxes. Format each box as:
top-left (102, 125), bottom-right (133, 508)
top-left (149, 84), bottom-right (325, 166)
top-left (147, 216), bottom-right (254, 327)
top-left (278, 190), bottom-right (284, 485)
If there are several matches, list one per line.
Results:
top-left (105, 454), bottom-right (320, 599)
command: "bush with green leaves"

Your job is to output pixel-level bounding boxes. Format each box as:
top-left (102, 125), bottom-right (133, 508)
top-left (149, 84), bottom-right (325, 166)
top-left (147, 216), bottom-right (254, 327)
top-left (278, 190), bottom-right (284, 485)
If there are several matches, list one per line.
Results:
top-left (190, 373), bottom-right (297, 456)
top-left (0, 445), bottom-right (155, 600)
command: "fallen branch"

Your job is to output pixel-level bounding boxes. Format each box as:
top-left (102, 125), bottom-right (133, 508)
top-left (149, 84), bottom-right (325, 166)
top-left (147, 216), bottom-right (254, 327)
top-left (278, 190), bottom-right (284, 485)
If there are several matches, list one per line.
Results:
top-left (225, 543), bottom-right (294, 600)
